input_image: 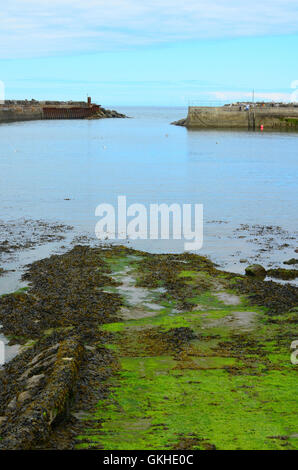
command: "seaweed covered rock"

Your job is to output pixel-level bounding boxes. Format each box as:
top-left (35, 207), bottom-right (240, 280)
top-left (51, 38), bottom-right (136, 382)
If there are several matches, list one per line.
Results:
top-left (245, 264), bottom-right (266, 278)
top-left (283, 258), bottom-right (298, 266)
top-left (267, 268), bottom-right (298, 280)
top-left (171, 118), bottom-right (187, 126)
top-left (165, 327), bottom-right (197, 344)
top-left (0, 245), bottom-right (122, 339)
top-left (0, 337), bottom-right (84, 450)
top-left (87, 107), bottom-right (128, 119)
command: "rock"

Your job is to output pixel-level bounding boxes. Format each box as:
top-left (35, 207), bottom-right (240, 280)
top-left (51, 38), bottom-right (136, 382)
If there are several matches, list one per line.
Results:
top-left (7, 397), bottom-right (17, 410)
top-left (17, 391), bottom-right (32, 404)
top-left (245, 264), bottom-right (266, 278)
top-left (283, 258), bottom-right (298, 265)
top-left (267, 268), bottom-right (298, 280)
top-left (26, 373), bottom-right (45, 390)
top-left (19, 355), bottom-right (56, 381)
top-left (28, 343), bottom-right (59, 368)
top-left (171, 118), bottom-right (187, 126)
top-left (240, 259), bottom-right (248, 263)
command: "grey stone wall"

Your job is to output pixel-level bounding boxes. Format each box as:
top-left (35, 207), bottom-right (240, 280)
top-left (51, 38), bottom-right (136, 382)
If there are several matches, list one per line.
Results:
top-left (186, 106), bottom-right (298, 129)
top-left (0, 105), bottom-right (42, 123)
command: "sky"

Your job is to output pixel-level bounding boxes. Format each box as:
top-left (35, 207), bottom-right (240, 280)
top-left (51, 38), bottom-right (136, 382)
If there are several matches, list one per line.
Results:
top-left (1, 0), bottom-right (298, 105)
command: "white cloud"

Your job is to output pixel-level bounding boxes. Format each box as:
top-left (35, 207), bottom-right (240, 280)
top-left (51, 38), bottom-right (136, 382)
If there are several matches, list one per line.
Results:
top-left (0, 0), bottom-right (298, 58)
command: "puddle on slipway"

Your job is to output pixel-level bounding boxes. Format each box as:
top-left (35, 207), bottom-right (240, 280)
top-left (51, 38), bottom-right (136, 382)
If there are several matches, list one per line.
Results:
top-left (209, 288), bottom-right (257, 330)
top-left (204, 310), bottom-right (257, 332)
top-left (106, 262), bottom-right (260, 331)
top-left (105, 266), bottom-right (165, 321)
top-left (214, 292), bottom-right (241, 306)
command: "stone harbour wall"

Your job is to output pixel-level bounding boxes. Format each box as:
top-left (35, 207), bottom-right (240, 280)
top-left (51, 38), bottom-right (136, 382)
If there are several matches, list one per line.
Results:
top-left (173, 105), bottom-right (298, 130)
top-left (0, 99), bottom-right (127, 123)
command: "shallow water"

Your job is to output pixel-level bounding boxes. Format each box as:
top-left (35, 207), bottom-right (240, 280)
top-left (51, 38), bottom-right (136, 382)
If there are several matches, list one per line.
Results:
top-left (0, 106), bottom-right (297, 274)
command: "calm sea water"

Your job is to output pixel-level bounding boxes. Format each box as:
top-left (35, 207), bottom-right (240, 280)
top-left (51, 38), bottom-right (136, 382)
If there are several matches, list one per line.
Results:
top-left (0, 105), bottom-right (297, 273)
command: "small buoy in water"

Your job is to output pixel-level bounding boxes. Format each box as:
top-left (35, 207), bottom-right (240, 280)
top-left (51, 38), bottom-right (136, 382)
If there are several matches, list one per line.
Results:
top-left (260, 124), bottom-right (264, 131)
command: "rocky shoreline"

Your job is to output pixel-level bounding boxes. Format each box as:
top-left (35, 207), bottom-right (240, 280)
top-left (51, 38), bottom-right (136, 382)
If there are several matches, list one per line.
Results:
top-left (87, 106), bottom-right (128, 120)
top-left (0, 245), bottom-right (297, 450)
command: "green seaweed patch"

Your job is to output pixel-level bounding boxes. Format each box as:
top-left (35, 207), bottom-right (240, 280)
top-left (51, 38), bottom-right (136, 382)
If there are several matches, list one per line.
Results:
top-left (101, 322), bottom-right (126, 333)
top-left (285, 118), bottom-right (298, 125)
top-left (267, 268), bottom-right (298, 281)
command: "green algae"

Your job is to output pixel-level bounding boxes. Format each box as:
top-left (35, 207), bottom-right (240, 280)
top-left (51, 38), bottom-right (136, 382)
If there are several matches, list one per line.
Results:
top-left (75, 248), bottom-right (298, 450)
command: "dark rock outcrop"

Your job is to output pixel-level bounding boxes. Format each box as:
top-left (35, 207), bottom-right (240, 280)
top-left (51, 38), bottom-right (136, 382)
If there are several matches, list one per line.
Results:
top-left (245, 264), bottom-right (266, 278)
top-left (87, 107), bottom-right (128, 120)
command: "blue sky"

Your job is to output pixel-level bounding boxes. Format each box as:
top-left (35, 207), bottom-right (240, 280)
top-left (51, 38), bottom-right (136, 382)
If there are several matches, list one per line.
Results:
top-left (1, 1), bottom-right (298, 105)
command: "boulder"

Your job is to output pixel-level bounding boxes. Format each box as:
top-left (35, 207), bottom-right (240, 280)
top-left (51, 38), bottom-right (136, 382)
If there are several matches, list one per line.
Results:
top-left (245, 264), bottom-right (266, 278)
top-left (26, 373), bottom-right (45, 390)
top-left (171, 118), bottom-right (187, 126)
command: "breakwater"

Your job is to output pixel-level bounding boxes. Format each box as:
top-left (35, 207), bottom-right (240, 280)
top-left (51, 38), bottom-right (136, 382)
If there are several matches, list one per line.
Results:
top-left (173, 103), bottom-right (298, 130)
top-left (0, 98), bottom-right (127, 123)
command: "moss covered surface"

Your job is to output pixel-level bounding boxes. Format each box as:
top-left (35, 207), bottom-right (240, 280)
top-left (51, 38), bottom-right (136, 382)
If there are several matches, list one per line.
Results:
top-left (0, 245), bottom-right (296, 449)
top-left (74, 247), bottom-right (298, 450)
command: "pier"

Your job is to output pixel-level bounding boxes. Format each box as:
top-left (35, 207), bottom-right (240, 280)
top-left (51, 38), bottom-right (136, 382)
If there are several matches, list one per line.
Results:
top-left (173, 102), bottom-right (298, 130)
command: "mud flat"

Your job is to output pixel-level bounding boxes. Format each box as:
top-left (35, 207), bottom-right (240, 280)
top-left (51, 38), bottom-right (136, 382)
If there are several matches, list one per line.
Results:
top-left (0, 245), bottom-right (297, 450)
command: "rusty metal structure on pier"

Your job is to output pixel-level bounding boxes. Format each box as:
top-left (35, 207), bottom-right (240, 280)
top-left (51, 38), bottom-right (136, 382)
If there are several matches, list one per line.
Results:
top-left (42, 97), bottom-right (100, 119)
